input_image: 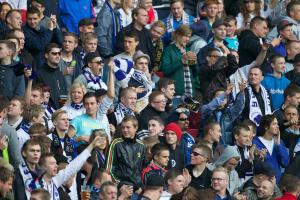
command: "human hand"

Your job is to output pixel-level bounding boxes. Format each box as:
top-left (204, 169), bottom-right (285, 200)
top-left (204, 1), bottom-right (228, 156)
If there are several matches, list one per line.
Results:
top-left (135, 86), bottom-right (145, 93)
top-left (50, 14), bottom-right (57, 29)
top-left (239, 80), bottom-right (247, 92)
top-left (183, 168), bottom-right (191, 187)
top-left (0, 135), bottom-right (8, 150)
top-left (107, 58), bottom-right (115, 71)
top-left (109, 124), bottom-right (116, 135)
top-left (119, 185), bottom-right (133, 200)
top-left (63, 67), bottom-right (74, 75)
top-left (233, 192), bottom-right (248, 200)
top-left (271, 36), bottom-right (281, 47)
top-left (24, 68), bottom-right (32, 79)
top-left (226, 83), bottom-right (234, 95)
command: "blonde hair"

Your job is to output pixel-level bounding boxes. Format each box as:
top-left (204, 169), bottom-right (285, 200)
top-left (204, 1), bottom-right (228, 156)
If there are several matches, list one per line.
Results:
top-left (172, 24), bottom-right (192, 42)
top-left (67, 82), bottom-right (87, 104)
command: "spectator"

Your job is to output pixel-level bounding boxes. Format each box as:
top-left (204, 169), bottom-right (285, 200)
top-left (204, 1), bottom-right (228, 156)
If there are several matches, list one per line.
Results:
top-left (138, 174), bottom-right (164, 200)
top-left (59, 0), bottom-right (95, 34)
top-left (275, 174), bottom-right (300, 200)
top-left (236, 0), bottom-right (261, 31)
top-left (95, 0), bottom-right (122, 57)
top-left (0, 2), bottom-right (12, 23)
top-left (150, 21), bottom-right (166, 72)
top-left (99, 181), bottom-right (118, 200)
top-left (78, 18), bottom-right (97, 36)
top-left (162, 0), bottom-right (194, 45)
top-left (108, 87), bottom-right (137, 127)
top-left (23, 6), bottom-right (63, 69)
top-left (30, 189), bottom-right (50, 200)
top-left (156, 78), bottom-right (175, 112)
top-left (160, 169), bottom-right (186, 200)
top-left (113, 30), bottom-right (138, 62)
top-left (256, 179), bottom-right (276, 200)
top-left (0, 40), bottom-right (25, 99)
top-left (48, 109), bottom-right (76, 163)
top-left (137, 116), bottom-right (165, 140)
top-left (35, 43), bottom-right (67, 109)
top-left (0, 166), bottom-right (14, 199)
top-left (117, 0), bottom-right (135, 27)
top-left (61, 82), bottom-right (86, 121)
top-left (185, 143), bottom-right (212, 190)
top-left (286, 54), bottom-right (300, 86)
top-left (139, 91), bottom-right (168, 130)
top-left (0, 9), bottom-right (22, 38)
top-left (5, 96), bottom-right (25, 131)
top-left (241, 67), bottom-right (272, 126)
top-left (202, 0), bottom-right (219, 32)
top-left (138, 0), bottom-right (158, 29)
top-left (116, 7), bottom-right (155, 68)
top-left (106, 116), bottom-right (145, 192)
top-left (284, 41), bottom-right (300, 74)
top-left (262, 55), bottom-right (291, 110)
top-left (253, 114), bottom-right (289, 182)
top-left (224, 15), bottom-right (239, 51)
top-left (78, 32), bottom-right (98, 62)
top-left (89, 169), bottom-right (112, 200)
top-left (161, 25), bottom-right (197, 97)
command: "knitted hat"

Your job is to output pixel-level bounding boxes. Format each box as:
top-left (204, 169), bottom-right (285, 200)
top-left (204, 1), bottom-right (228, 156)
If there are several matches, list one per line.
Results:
top-left (164, 122), bottom-right (182, 141)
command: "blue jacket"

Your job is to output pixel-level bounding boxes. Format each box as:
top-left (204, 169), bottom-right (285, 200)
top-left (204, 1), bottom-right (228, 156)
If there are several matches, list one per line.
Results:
top-left (95, 1), bottom-right (122, 57)
top-left (252, 136), bottom-right (289, 182)
top-left (261, 74), bottom-right (290, 110)
top-left (59, 0), bottom-right (94, 34)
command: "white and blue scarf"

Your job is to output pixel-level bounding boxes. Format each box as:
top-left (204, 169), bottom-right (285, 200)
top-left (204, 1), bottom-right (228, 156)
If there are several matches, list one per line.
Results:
top-left (166, 11), bottom-right (190, 33)
top-left (70, 102), bottom-right (83, 110)
top-left (83, 68), bottom-right (107, 92)
top-left (114, 103), bottom-right (135, 125)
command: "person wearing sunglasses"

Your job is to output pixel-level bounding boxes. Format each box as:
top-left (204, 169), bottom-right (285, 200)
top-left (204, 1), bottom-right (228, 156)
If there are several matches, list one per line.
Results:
top-left (185, 143), bottom-right (212, 190)
top-left (36, 43), bottom-right (67, 109)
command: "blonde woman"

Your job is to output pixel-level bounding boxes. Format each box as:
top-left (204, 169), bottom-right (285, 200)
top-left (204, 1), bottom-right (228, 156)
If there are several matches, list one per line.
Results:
top-left (61, 83), bottom-right (86, 120)
top-left (118, 0), bottom-right (135, 27)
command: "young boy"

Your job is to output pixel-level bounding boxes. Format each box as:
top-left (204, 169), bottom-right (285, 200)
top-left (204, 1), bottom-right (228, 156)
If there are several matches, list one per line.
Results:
top-left (142, 143), bottom-right (169, 184)
top-left (224, 16), bottom-right (239, 51)
top-left (0, 166), bottom-right (14, 198)
top-left (262, 54), bottom-right (291, 110)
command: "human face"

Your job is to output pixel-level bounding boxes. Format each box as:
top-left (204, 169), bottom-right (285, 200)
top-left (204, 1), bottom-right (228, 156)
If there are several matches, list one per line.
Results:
top-left (22, 144), bottom-right (41, 165)
top-left (226, 20), bottom-right (237, 37)
top-left (290, 5), bottom-right (300, 21)
top-left (245, 0), bottom-right (256, 12)
top-left (176, 34), bottom-right (191, 48)
top-left (287, 42), bottom-right (300, 59)
top-left (150, 25), bottom-right (165, 42)
top-left (43, 91), bottom-right (50, 104)
top-left (213, 25), bottom-right (227, 40)
top-left (84, 97), bottom-right (98, 116)
top-left (0, 4), bottom-right (11, 21)
top-left (45, 48), bottom-right (61, 66)
top-left (43, 156), bottom-right (58, 177)
top-left (14, 31), bottom-right (25, 49)
top-left (211, 171), bottom-right (228, 192)
top-left (235, 129), bottom-right (251, 147)
top-left (266, 118), bottom-right (279, 136)
top-left (142, 0), bottom-right (153, 10)
top-left (0, 177), bottom-right (13, 197)
top-left (254, 21), bottom-right (268, 38)
top-left (135, 9), bottom-right (148, 26)
top-left (224, 157), bottom-right (239, 171)
top-left (63, 36), bottom-right (77, 53)
top-left (148, 119), bottom-right (164, 136)
top-left (177, 113), bottom-right (189, 131)
top-left (30, 90), bottom-right (44, 105)
top-left (217, 0), bottom-right (224, 14)
top-left (101, 185), bottom-right (118, 200)
top-left (7, 11), bottom-right (22, 29)
top-left (257, 180), bottom-right (274, 199)
top-left (88, 57), bottom-right (104, 75)
top-left (163, 84), bottom-right (175, 100)
top-left (27, 13), bottom-right (41, 30)
top-left (121, 91), bottom-right (137, 110)
top-left (206, 50), bottom-right (221, 66)
top-left (190, 148), bottom-right (208, 165)
top-left (83, 39), bottom-right (98, 53)
top-left (168, 175), bottom-right (185, 193)
top-left (284, 107), bottom-right (299, 122)
top-left (96, 136), bottom-right (107, 150)
top-left (0, 43), bottom-right (11, 59)
top-left (165, 131), bottom-right (178, 145)
top-left (206, 4), bottom-right (218, 18)
top-left (154, 150), bottom-right (170, 167)
top-left (171, 2), bottom-right (184, 20)
top-left (79, 25), bottom-right (95, 34)
top-left (272, 57), bottom-right (285, 74)
top-left (55, 113), bottom-right (69, 131)
top-left (287, 93), bottom-right (300, 107)
top-left (7, 100), bottom-right (23, 117)
top-left (32, 112), bottom-right (45, 124)
top-left (151, 94), bottom-right (167, 112)
top-left (280, 26), bottom-right (293, 40)
top-left (8, 38), bottom-right (20, 54)
top-left (248, 68), bottom-right (263, 86)
top-left (71, 86), bottom-right (84, 104)
top-left (210, 124), bottom-right (222, 143)
top-left (121, 121), bottom-right (137, 139)
top-left (123, 36), bottom-right (138, 54)
top-left (135, 57), bottom-right (149, 72)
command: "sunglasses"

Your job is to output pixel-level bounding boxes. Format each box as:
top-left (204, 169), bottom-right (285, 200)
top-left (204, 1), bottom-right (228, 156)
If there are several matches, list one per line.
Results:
top-left (91, 60), bottom-right (104, 65)
top-left (191, 151), bottom-right (206, 157)
top-left (178, 118), bottom-right (188, 121)
top-left (50, 51), bottom-right (61, 56)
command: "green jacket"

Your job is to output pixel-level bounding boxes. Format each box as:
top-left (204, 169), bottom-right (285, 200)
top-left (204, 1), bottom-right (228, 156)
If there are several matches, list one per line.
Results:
top-left (160, 43), bottom-right (197, 95)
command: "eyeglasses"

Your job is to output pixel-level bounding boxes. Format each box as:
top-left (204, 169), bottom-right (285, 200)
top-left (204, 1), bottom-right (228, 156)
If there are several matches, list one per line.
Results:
top-left (50, 51), bottom-right (61, 56)
top-left (91, 60), bottom-right (104, 65)
top-left (191, 151), bottom-right (206, 157)
top-left (211, 178), bottom-right (226, 182)
top-left (154, 99), bottom-right (167, 104)
top-left (178, 118), bottom-right (188, 121)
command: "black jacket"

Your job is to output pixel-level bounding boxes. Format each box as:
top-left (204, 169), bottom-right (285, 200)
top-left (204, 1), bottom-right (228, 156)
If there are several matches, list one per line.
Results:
top-left (106, 136), bottom-right (145, 190)
top-left (138, 105), bottom-right (168, 130)
top-left (285, 70), bottom-right (300, 87)
top-left (36, 63), bottom-right (67, 109)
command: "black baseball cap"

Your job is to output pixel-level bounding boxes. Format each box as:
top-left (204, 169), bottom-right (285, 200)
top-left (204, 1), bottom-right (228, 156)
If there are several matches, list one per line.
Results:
top-left (84, 52), bottom-right (101, 66)
top-left (253, 162), bottom-right (276, 177)
top-left (277, 19), bottom-right (293, 32)
top-left (79, 18), bottom-right (98, 27)
top-left (212, 19), bottom-right (227, 29)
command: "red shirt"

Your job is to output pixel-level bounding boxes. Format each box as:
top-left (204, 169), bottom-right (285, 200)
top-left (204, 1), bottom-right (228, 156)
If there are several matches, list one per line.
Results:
top-left (274, 192), bottom-right (297, 200)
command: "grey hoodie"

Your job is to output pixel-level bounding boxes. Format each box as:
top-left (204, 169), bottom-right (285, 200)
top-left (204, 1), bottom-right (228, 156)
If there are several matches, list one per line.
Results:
top-left (267, 16), bottom-right (300, 42)
top-left (209, 146), bottom-right (241, 195)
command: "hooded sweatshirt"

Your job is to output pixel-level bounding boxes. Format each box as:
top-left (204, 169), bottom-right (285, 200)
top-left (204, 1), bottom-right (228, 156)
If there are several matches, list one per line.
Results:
top-left (261, 74), bottom-right (290, 110)
top-left (209, 146), bottom-right (241, 195)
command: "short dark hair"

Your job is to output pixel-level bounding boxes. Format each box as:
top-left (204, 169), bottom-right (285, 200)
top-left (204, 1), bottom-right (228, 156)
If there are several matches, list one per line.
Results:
top-left (151, 143), bottom-right (169, 158)
top-left (83, 92), bottom-right (97, 104)
top-left (204, 121), bottom-right (219, 137)
top-left (26, 6), bottom-right (40, 16)
top-left (0, 166), bottom-right (14, 182)
top-left (39, 152), bottom-right (54, 166)
top-left (124, 31), bottom-right (139, 42)
top-left (63, 32), bottom-right (78, 44)
top-left (22, 138), bottom-right (41, 152)
top-left (233, 124), bottom-right (250, 137)
top-left (250, 16), bottom-right (267, 29)
top-left (286, 0), bottom-right (300, 17)
top-left (45, 43), bottom-right (60, 54)
top-left (148, 116), bottom-right (164, 126)
top-left (91, 168), bottom-right (108, 184)
top-left (224, 15), bottom-right (237, 25)
top-left (5, 9), bottom-right (21, 23)
top-left (156, 78), bottom-right (175, 91)
top-left (170, 0), bottom-right (183, 6)
top-left (31, 189), bottom-right (50, 200)
top-left (132, 7), bottom-right (146, 21)
top-left (270, 54), bottom-right (284, 64)
top-left (0, 2), bottom-right (12, 11)
top-left (165, 169), bottom-right (182, 185)
top-left (279, 174), bottom-right (300, 193)
top-left (284, 84), bottom-right (300, 100)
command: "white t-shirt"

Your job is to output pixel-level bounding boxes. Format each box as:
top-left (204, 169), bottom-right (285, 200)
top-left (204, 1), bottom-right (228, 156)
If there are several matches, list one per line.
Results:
top-left (259, 136), bottom-right (274, 155)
